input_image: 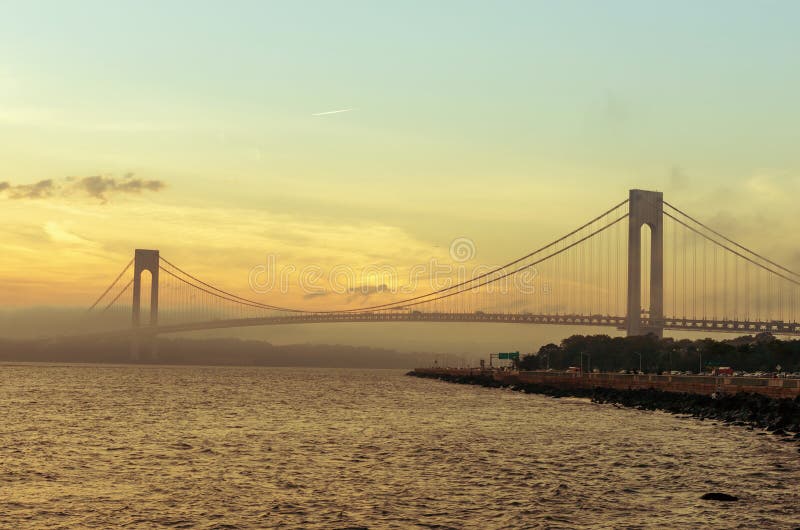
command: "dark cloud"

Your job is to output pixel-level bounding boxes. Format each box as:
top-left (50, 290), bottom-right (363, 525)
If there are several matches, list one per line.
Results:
top-left (0, 179), bottom-right (56, 199)
top-left (348, 284), bottom-right (390, 297)
top-left (0, 173), bottom-right (165, 202)
top-left (72, 175), bottom-right (165, 201)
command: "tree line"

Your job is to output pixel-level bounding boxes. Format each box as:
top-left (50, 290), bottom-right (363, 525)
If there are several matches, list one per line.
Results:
top-left (517, 333), bottom-right (799, 373)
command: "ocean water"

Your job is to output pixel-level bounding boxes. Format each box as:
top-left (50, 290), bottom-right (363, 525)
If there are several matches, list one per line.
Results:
top-left (1, 364), bottom-right (798, 529)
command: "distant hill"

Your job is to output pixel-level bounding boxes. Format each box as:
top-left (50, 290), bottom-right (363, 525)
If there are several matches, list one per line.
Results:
top-left (0, 337), bottom-right (439, 368)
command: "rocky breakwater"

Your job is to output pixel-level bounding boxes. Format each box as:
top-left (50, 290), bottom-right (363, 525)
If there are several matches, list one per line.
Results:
top-left (407, 369), bottom-right (800, 448)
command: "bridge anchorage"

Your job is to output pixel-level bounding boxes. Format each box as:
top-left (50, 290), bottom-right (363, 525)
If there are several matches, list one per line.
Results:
top-left (85, 188), bottom-right (800, 360)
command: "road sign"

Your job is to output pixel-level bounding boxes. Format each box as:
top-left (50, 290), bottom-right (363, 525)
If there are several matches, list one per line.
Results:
top-left (498, 351), bottom-right (519, 360)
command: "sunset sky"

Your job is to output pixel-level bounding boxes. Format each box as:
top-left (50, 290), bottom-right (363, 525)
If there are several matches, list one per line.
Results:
top-left (2, 0), bottom-right (799, 333)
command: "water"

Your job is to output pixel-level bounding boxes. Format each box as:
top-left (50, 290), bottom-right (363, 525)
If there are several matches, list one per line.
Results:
top-left (1, 364), bottom-right (798, 529)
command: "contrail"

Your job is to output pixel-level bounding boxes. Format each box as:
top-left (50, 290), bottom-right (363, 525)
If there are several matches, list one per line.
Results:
top-left (312, 108), bottom-right (355, 117)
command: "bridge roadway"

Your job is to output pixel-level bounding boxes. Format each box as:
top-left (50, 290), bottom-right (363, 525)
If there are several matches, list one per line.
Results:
top-left (105, 311), bottom-right (800, 337)
top-left (146, 311), bottom-right (626, 335)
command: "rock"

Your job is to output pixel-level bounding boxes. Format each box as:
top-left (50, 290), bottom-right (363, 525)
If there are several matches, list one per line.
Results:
top-left (701, 492), bottom-right (739, 502)
top-left (407, 372), bottom-right (800, 437)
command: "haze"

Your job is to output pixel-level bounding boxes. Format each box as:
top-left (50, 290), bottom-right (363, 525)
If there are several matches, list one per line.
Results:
top-left (2, 1), bottom-right (799, 354)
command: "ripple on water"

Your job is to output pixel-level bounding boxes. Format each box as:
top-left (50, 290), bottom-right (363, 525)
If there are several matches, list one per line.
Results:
top-left (1, 364), bottom-right (799, 529)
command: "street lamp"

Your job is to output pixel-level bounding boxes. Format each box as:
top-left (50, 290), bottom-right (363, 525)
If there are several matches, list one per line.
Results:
top-left (579, 351), bottom-right (589, 374)
top-left (634, 352), bottom-right (643, 374)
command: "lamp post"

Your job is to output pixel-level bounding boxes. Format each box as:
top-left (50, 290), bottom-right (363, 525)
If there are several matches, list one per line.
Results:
top-left (578, 352), bottom-right (593, 374)
top-left (634, 352), bottom-right (643, 374)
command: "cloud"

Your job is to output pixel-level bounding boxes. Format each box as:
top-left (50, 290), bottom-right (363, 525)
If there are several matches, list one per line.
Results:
top-left (0, 173), bottom-right (165, 203)
top-left (71, 174), bottom-right (165, 201)
top-left (348, 284), bottom-right (390, 297)
top-left (43, 222), bottom-right (98, 247)
top-left (0, 179), bottom-right (56, 199)
top-left (666, 165), bottom-right (690, 191)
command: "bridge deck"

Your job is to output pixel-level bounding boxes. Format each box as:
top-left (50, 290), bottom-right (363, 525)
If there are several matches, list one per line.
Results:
top-left (78, 312), bottom-right (800, 338)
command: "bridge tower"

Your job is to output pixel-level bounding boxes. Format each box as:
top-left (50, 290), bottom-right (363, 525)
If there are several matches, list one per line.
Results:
top-left (131, 249), bottom-right (159, 359)
top-left (626, 190), bottom-right (664, 337)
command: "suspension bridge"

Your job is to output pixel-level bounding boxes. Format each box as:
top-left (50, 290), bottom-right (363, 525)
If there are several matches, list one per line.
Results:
top-left (84, 189), bottom-right (800, 358)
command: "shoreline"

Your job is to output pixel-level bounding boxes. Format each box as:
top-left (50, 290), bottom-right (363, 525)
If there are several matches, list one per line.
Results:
top-left (0, 357), bottom-right (421, 369)
top-left (408, 369), bottom-right (800, 446)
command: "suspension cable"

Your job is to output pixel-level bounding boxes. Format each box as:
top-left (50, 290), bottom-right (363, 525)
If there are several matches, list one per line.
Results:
top-left (338, 202), bottom-right (631, 313)
top-left (159, 266), bottom-right (298, 312)
top-left (159, 257), bottom-right (307, 313)
top-left (101, 279), bottom-right (133, 312)
top-left (354, 214), bottom-right (630, 312)
top-left (88, 258), bottom-right (134, 312)
top-left (665, 201), bottom-right (800, 278)
top-left (664, 211), bottom-right (800, 287)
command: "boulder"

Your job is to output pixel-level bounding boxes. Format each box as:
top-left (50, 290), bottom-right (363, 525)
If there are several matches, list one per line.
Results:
top-left (700, 492), bottom-right (739, 502)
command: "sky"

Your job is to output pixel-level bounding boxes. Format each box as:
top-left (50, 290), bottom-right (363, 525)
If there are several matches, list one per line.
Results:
top-left (1, 1), bottom-right (799, 349)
